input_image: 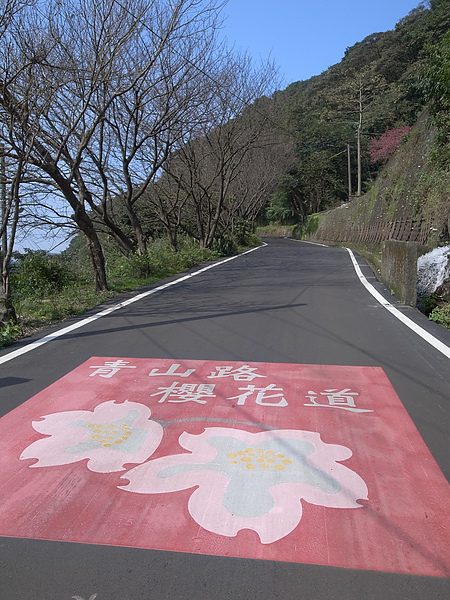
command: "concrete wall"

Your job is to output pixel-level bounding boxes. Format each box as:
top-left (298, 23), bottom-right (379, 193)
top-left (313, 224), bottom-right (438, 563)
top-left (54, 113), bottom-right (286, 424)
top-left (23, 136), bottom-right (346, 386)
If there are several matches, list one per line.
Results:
top-left (381, 240), bottom-right (418, 307)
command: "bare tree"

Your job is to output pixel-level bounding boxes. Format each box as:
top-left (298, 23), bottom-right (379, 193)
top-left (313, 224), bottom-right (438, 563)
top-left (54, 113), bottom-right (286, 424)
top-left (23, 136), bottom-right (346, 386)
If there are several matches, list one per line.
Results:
top-left (0, 0), bottom-right (32, 37)
top-left (0, 0), bottom-right (225, 289)
top-left (1, 0), bottom-right (134, 289)
top-left (0, 144), bottom-right (24, 324)
top-left (222, 132), bottom-right (297, 232)
top-left (84, 0), bottom-right (223, 255)
top-left (163, 52), bottom-right (281, 248)
top-left (144, 174), bottom-right (188, 251)
top-left (0, 0), bottom-right (36, 323)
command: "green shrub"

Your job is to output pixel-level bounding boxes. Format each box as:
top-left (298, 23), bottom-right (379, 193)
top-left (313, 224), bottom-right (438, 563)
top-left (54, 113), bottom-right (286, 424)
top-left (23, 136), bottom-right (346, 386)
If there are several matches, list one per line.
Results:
top-left (230, 219), bottom-right (258, 247)
top-left (107, 236), bottom-right (221, 283)
top-left (115, 253), bottom-right (155, 280)
top-left (11, 250), bottom-right (74, 300)
top-left (293, 214), bottom-right (320, 239)
top-left (0, 321), bottom-right (23, 348)
top-left (429, 303), bottom-right (450, 329)
top-left (244, 232), bottom-right (261, 247)
top-left (418, 292), bottom-right (439, 316)
top-left (211, 235), bottom-right (238, 256)
top-left (255, 224), bottom-right (296, 237)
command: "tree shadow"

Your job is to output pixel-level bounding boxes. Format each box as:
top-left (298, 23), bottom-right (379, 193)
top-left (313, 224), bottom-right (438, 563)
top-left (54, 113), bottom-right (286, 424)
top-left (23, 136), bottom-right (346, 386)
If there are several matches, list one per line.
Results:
top-left (0, 376), bottom-right (32, 388)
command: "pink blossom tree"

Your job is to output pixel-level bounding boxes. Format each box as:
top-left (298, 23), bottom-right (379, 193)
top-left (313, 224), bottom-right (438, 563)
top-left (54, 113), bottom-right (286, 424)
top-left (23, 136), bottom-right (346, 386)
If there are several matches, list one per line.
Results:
top-left (368, 125), bottom-right (412, 164)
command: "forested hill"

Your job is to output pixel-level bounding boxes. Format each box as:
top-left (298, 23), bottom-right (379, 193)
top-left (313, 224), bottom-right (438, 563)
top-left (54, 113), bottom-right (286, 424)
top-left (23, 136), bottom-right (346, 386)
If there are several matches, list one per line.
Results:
top-left (263, 0), bottom-right (450, 225)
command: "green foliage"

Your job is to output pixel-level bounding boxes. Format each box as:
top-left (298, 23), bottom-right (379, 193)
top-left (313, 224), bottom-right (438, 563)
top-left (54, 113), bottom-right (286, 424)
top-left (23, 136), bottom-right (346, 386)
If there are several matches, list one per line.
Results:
top-left (210, 236), bottom-right (238, 257)
top-left (418, 292), bottom-right (439, 316)
top-left (231, 219), bottom-right (258, 247)
top-left (211, 221), bottom-right (259, 256)
top-left (59, 236), bottom-right (93, 281)
top-left (112, 252), bottom-right (155, 281)
top-left (0, 321), bottom-right (24, 348)
top-left (13, 283), bottom-right (113, 327)
top-left (255, 224), bottom-right (296, 237)
top-left (107, 237), bottom-right (221, 285)
top-left (243, 233), bottom-right (262, 247)
top-left (266, 189), bottom-right (297, 224)
top-left (420, 30), bottom-right (450, 131)
top-left (429, 303), bottom-right (450, 329)
top-left (292, 214), bottom-right (321, 239)
top-left (419, 29), bottom-right (450, 169)
top-left (11, 250), bottom-right (75, 299)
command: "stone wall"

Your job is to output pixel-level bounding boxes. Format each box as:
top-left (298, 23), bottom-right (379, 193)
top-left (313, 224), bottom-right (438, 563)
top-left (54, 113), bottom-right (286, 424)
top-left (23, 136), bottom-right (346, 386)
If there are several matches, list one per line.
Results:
top-left (381, 240), bottom-right (418, 307)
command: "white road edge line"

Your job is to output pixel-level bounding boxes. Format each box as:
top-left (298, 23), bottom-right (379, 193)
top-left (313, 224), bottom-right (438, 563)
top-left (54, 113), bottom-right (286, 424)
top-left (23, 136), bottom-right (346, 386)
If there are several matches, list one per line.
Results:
top-left (291, 238), bottom-right (328, 247)
top-left (346, 247), bottom-right (450, 360)
top-left (0, 244), bottom-right (266, 365)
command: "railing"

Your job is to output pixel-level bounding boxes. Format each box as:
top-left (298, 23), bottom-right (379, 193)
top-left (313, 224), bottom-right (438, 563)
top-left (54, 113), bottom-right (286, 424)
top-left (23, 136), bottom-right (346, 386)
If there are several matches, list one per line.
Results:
top-left (316, 217), bottom-right (435, 245)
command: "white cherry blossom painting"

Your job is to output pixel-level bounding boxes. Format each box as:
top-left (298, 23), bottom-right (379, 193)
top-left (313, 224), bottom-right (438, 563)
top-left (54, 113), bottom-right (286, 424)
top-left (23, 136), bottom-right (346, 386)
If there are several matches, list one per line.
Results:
top-left (0, 357), bottom-right (448, 577)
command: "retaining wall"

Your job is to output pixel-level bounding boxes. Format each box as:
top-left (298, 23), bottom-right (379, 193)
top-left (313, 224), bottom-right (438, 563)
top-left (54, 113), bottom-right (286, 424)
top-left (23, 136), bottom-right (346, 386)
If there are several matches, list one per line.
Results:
top-left (381, 240), bottom-right (418, 307)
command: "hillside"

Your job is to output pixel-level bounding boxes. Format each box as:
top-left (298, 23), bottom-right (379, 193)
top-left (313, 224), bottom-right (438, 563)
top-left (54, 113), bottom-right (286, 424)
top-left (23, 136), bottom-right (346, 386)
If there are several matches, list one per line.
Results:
top-left (263, 0), bottom-right (450, 226)
top-left (303, 111), bottom-right (450, 250)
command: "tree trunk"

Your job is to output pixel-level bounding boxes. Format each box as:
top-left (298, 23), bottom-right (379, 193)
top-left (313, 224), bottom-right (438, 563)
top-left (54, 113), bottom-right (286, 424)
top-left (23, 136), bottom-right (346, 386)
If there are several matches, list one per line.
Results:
top-left (0, 144), bottom-right (18, 325)
top-left (0, 284), bottom-right (15, 327)
top-left (0, 270), bottom-right (16, 326)
top-left (85, 235), bottom-right (108, 292)
top-left (50, 167), bottom-right (109, 291)
top-left (127, 206), bottom-right (147, 255)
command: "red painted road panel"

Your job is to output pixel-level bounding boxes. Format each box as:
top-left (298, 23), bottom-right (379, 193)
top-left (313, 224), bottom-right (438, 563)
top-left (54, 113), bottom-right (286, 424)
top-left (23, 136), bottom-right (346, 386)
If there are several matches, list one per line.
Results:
top-left (0, 357), bottom-right (449, 577)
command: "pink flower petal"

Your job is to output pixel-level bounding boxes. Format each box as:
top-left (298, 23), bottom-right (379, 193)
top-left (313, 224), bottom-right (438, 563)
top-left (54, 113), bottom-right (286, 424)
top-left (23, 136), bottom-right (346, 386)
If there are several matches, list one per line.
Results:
top-left (120, 426), bottom-right (367, 543)
top-left (20, 401), bottom-right (163, 473)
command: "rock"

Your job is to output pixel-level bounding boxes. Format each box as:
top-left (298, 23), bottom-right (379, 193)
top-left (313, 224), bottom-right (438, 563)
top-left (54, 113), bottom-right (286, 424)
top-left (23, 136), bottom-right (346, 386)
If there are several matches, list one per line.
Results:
top-left (436, 278), bottom-right (450, 303)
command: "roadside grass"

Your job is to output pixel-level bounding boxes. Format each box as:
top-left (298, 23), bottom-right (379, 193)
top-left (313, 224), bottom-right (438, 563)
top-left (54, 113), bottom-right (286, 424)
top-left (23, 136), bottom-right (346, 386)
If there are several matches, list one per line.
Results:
top-left (429, 303), bottom-right (450, 329)
top-left (2, 237), bottom-right (226, 348)
top-left (256, 224), bottom-right (296, 238)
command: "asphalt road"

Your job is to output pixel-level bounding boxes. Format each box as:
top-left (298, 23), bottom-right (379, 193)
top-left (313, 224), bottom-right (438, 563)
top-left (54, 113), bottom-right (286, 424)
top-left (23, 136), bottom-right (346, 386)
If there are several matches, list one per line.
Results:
top-left (0, 238), bottom-right (449, 600)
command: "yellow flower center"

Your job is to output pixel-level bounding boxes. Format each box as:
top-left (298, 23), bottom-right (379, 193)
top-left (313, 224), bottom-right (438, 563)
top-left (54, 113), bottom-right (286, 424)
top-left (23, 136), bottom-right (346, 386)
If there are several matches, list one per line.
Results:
top-left (87, 422), bottom-right (132, 448)
top-left (227, 447), bottom-right (293, 471)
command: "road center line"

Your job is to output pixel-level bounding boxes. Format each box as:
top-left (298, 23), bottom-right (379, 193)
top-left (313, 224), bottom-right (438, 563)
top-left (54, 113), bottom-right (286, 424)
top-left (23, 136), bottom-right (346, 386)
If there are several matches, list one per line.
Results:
top-left (0, 244), bottom-right (265, 365)
top-left (346, 247), bottom-right (450, 360)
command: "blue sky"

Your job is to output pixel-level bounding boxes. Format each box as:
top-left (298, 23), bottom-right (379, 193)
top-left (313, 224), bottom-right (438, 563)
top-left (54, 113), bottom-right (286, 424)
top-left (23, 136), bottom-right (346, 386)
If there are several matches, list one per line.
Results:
top-left (222, 0), bottom-right (424, 85)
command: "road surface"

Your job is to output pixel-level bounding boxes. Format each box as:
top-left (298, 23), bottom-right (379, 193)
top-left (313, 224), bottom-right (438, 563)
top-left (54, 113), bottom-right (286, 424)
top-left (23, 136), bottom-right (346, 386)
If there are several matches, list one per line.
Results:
top-left (0, 238), bottom-right (449, 599)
